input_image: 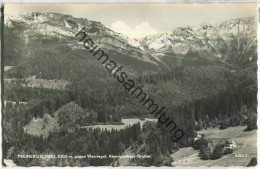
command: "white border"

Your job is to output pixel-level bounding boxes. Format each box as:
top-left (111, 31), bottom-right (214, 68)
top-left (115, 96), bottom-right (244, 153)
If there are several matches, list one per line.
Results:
top-left (0, 1), bottom-right (259, 169)
top-left (0, 0), bottom-right (260, 4)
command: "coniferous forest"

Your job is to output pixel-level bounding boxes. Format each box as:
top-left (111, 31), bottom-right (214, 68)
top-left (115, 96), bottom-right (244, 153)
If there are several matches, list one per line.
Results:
top-left (2, 10), bottom-right (258, 167)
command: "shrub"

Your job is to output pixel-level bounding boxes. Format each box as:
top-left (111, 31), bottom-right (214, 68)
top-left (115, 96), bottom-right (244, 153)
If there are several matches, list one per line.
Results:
top-left (194, 124), bottom-right (202, 131)
top-left (245, 113), bottom-right (257, 131)
top-left (219, 119), bottom-right (230, 130)
top-left (192, 137), bottom-right (208, 150)
top-left (247, 157), bottom-right (257, 167)
top-left (200, 145), bottom-right (212, 160)
top-left (210, 143), bottom-right (225, 160)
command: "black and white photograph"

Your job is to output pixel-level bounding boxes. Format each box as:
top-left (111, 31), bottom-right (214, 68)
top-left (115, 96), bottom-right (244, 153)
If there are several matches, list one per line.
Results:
top-left (1, 3), bottom-right (258, 167)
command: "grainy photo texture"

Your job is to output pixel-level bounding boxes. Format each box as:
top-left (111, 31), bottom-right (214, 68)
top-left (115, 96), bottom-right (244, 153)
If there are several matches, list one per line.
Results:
top-left (1, 3), bottom-right (258, 167)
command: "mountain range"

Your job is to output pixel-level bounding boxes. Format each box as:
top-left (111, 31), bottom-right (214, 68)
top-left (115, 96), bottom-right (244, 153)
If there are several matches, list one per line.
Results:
top-left (5, 12), bottom-right (257, 72)
top-left (3, 12), bottom-right (258, 167)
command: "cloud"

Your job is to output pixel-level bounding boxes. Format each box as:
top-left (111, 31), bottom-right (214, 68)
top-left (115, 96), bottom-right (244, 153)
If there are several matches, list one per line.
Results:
top-left (111, 21), bottom-right (158, 39)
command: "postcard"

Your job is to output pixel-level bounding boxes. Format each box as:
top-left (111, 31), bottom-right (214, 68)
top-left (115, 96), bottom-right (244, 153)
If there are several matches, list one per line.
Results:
top-left (1, 3), bottom-right (258, 167)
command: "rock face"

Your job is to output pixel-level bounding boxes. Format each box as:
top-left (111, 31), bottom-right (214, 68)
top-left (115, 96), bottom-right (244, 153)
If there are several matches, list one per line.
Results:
top-left (141, 17), bottom-right (257, 67)
top-left (5, 13), bottom-right (257, 69)
top-left (5, 12), bottom-right (160, 66)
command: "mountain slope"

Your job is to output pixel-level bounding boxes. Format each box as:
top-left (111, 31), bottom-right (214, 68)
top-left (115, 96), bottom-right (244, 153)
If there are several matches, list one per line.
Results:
top-left (141, 17), bottom-right (257, 68)
top-left (5, 13), bottom-right (257, 73)
top-left (5, 12), bottom-right (164, 72)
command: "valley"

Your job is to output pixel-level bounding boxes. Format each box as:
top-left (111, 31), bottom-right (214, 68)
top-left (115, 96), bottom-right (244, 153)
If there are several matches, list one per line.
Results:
top-left (2, 12), bottom-right (257, 167)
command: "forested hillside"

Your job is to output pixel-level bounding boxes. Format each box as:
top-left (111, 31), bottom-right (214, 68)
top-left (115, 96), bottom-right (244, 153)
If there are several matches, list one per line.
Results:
top-left (3, 13), bottom-right (257, 166)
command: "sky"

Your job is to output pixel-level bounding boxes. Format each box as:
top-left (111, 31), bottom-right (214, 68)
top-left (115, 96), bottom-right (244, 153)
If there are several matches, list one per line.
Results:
top-left (5, 4), bottom-right (257, 39)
